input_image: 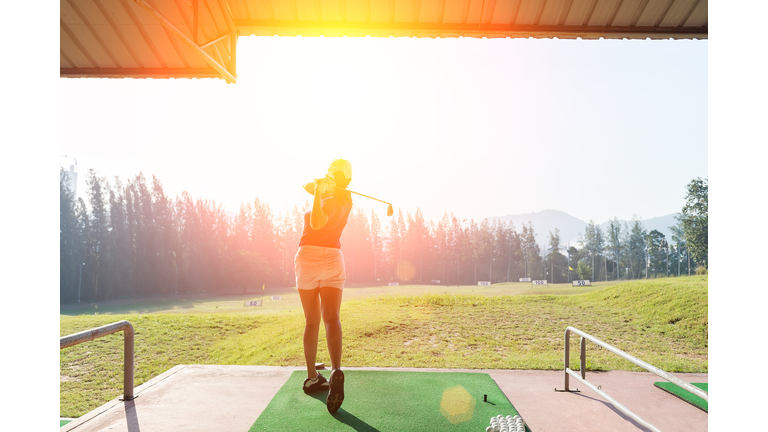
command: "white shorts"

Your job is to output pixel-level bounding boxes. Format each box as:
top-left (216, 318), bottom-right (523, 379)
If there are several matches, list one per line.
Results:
top-left (294, 245), bottom-right (346, 290)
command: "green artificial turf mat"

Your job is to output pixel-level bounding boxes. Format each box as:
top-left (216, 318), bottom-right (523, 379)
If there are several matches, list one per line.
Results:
top-left (60, 419), bottom-right (73, 427)
top-left (250, 370), bottom-right (532, 431)
top-left (653, 382), bottom-right (708, 412)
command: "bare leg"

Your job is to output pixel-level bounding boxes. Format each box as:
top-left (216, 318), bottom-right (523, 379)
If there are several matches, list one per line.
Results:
top-left (319, 287), bottom-right (343, 370)
top-left (298, 288), bottom-right (321, 379)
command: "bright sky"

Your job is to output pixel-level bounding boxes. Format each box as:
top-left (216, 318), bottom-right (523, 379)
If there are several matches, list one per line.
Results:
top-left (60, 36), bottom-right (707, 225)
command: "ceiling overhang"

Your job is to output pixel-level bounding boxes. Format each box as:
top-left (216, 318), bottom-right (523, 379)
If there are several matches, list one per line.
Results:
top-left (61, 0), bottom-right (708, 84)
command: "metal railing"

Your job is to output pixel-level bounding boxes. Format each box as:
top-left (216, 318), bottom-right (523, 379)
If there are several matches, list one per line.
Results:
top-left (60, 320), bottom-right (136, 401)
top-left (556, 326), bottom-right (708, 432)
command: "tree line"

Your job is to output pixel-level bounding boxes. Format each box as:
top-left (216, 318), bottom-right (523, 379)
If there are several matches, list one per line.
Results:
top-left (60, 169), bottom-right (707, 304)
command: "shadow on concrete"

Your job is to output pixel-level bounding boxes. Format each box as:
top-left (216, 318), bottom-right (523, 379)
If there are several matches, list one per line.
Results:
top-left (571, 392), bottom-right (655, 432)
top-left (124, 400), bottom-right (141, 432)
top-left (307, 393), bottom-right (380, 432)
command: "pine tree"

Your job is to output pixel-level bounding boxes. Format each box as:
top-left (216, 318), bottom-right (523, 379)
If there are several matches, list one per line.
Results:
top-left (370, 210), bottom-right (384, 282)
top-left (681, 177), bottom-right (708, 269)
top-left (152, 175), bottom-right (176, 294)
top-left (521, 222), bottom-right (541, 279)
top-left (75, 197), bottom-right (91, 302)
top-left (547, 228), bottom-right (563, 283)
top-left (60, 168), bottom-right (78, 303)
top-left (108, 177), bottom-right (130, 298)
top-left (607, 218), bottom-right (624, 280)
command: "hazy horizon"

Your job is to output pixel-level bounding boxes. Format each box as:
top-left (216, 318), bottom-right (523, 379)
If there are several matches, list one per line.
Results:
top-left (60, 36), bottom-right (707, 226)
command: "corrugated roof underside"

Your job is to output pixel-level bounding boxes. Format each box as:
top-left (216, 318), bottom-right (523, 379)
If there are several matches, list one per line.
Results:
top-left (232, 0), bottom-right (707, 39)
top-left (61, 0), bottom-right (706, 81)
top-left (61, 0), bottom-right (234, 79)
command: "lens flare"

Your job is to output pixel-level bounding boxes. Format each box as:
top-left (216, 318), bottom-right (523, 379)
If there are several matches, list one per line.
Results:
top-left (440, 385), bottom-right (476, 425)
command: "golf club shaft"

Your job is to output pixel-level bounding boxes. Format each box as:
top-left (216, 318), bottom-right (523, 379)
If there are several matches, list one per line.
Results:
top-left (348, 190), bottom-right (390, 206)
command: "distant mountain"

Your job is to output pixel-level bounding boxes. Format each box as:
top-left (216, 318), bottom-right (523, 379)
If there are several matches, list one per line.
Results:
top-left (488, 210), bottom-right (679, 252)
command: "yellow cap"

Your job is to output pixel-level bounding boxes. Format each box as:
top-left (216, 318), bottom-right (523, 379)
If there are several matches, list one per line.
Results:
top-left (326, 159), bottom-right (352, 181)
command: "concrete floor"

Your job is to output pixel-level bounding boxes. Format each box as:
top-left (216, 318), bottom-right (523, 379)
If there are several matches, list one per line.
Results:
top-left (61, 365), bottom-right (707, 432)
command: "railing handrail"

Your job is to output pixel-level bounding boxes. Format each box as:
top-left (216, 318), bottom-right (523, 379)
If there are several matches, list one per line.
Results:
top-left (60, 320), bottom-right (135, 401)
top-left (567, 326), bottom-right (708, 401)
top-left (560, 326), bottom-right (708, 432)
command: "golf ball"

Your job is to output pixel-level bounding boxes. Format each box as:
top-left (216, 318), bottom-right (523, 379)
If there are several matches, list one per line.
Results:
top-left (486, 427), bottom-right (493, 432)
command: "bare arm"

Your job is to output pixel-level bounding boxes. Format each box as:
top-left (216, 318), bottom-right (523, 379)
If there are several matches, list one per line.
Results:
top-left (309, 180), bottom-right (329, 230)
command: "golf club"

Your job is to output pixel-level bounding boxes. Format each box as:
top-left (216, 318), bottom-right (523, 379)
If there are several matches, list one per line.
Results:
top-left (303, 182), bottom-right (393, 216)
top-left (348, 190), bottom-right (394, 217)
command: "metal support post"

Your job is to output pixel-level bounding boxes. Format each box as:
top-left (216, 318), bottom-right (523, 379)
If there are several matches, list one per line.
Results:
top-left (60, 320), bottom-right (136, 401)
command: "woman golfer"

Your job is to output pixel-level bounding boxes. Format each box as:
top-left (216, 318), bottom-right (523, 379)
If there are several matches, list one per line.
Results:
top-left (295, 159), bottom-right (353, 413)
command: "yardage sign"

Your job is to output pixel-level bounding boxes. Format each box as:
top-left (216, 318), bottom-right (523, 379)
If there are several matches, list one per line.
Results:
top-left (388, 282), bottom-right (399, 286)
top-left (532, 280), bottom-right (548, 286)
top-left (519, 278), bottom-right (532, 282)
top-left (572, 280), bottom-right (591, 286)
top-left (244, 300), bottom-right (262, 307)
top-left (478, 281), bottom-right (491, 286)
top-left (270, 296), bottom-right (282, 300)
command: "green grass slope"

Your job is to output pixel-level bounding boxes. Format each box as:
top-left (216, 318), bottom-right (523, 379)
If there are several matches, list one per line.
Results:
top-left (61, 276), bottom-right (707, 417)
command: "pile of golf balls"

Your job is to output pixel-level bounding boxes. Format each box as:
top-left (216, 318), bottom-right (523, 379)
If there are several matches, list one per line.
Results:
top-left (485, 414), bottom-right (525, 432)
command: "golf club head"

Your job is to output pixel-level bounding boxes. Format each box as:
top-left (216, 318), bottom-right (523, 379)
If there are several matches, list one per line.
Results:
top-left (387, 204), bottom-right (394, 217)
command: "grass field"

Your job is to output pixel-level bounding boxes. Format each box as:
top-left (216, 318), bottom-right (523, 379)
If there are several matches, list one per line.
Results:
top-left (59, 281), bottom-right (620, 317)
top-left (60, 277), bottom-right (707, 418)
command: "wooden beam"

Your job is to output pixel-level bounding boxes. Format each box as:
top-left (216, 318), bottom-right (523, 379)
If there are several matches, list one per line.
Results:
top-left (203, 0), bottom-right (224, 35)
top-left (629, 0), bottom-right (650, 27)
top-left (233, 19), bottom-right (708, 38)
top-left (93, 0), bottom-right (145, 68)
top-left (582, 0), bottom-right (598, 26)
top-left (229, 31), bottom-right (236, 75)
top-left (606, 0), bottom-right (624, 27)
top-left (533, 0), bottom-right (547, 26)
top-left (60, 67), bottom-right (222, 78)
top-left (60, 23), bottom-right (98, 68)
top-left (200, 0), bottom-right (229, 71)
top-left (200, 31), bottom-right (231, 49)
top-left (60, 50), bottom-right (76, 69)
top-left (162, 26), bottom-right (192, 68)
top-left (131, 0), bottom-right (236, 83)
top-left (558, 0), bottom-right (574, 26)
top-left (654, 0), bottom-right (676, 27)
top-left (483, 0), bottom-right (497, 24)
top-left (173, 0), bottom-right (195, 35)
top-left (193, 0), bottom-right (199, 44)
top-left (679, 0), bottom-right (702, 27)
top-left (65, 0), bottom-right (122, 68)
top-left (509, 0), bottom-right (523, 25)
top-left (118, 0), bottom-right (168, 68)
top-left (219, 0), bottom-right (236, 33)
